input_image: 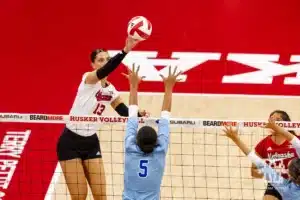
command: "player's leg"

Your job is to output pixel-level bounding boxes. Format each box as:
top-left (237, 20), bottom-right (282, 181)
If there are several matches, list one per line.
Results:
top-left (82, 133), bottom-right (107, 200)
top-left (263, 183), bottom-right (282, 200)
top-left (83, 158), bottom-right (107, 200)
top-left (59, 159), bottom-right (88, 200)
top-left (57, 128), bottom-right (89, 200)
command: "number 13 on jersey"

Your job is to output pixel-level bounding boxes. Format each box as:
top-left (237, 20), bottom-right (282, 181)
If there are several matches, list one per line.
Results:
top-left (93, 103), bottom-right (106, 116)
top-left (139, 160), bottom-right (149, 177)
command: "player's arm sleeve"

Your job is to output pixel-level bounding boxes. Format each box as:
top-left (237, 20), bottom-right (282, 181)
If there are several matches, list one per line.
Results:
top-left (114, 103), bottom-right (143, 117)
top-left (157, 111), bottom-right (171, 152)
top-left (290, 136), bottom-right (300, 157)
top-left (248, 151), bottom-right (287, 192)
top-left (96, 50), bottom-right (127, 80)
top-left (125, 105), bottom-right (139, 148)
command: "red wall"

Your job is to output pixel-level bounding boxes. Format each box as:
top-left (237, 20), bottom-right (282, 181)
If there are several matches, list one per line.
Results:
top-left (1, 0), bottom-right (300, 113)
top-left (0, 0), bottom-right (300, 199)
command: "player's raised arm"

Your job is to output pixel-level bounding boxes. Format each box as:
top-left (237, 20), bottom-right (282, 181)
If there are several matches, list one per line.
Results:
top-left (222, 126), bottom-right (252, 156)
top-left (222, 126), bottom-right (287, 191)
top-left (157, 66), bottom-right (182, 150)
top-left (85, 37), bottom-right (140, 84)
top-left (262, 119), bottom-right (300, 156)
top-left (122, 64), bottom-right (145, 141)
top-left (160, 66), bottom-right (181, 113)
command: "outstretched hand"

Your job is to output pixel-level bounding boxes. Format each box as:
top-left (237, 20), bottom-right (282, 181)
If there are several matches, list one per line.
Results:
top-left (260, 118), bottom-right (277, 130)
top-left (221, 125), bottom-right (239, 140)
top-left (123, 36), bottom-right (140, 53)
top-left (122, 63), bottom-right (145, 87)
top-left (160, 66), bottom-right (182, 89)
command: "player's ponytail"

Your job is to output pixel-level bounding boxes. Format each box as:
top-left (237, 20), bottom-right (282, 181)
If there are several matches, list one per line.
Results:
top-left (288, 158), bottom-right (300, 185)
top-left (137, 126), bottom-right (157, 154)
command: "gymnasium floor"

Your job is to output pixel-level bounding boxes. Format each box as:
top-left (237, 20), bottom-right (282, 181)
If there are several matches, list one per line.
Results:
top-left (46, 93), bottom-right (300, 200)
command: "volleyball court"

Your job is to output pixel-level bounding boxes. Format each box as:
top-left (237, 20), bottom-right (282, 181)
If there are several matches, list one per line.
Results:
top-left (1, 94), bottom-right (299, 200)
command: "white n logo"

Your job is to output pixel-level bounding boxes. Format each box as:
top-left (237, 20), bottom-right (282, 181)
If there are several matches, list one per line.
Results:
top-left (222, 54), bottom-right (300, 84)
top-left (108, 51), bottom-right (300, 85)
top-left (108, 51), bottom-right (220, 81)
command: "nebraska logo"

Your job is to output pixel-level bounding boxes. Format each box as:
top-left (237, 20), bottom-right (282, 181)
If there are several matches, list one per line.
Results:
top-left (108, 51), bottom-right (300, 85)
top-left (267, 152), bottom-right (295, 160)
top-left (95, 91), bottom-right (112, 101)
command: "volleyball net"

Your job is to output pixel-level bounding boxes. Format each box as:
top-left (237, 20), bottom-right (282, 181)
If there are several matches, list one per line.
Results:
top-left (0, 113), bottom-right (299, 200)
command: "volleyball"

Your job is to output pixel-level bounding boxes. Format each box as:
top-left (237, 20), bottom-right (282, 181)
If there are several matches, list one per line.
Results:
top-left (127, 16), bottom-right (152, 41)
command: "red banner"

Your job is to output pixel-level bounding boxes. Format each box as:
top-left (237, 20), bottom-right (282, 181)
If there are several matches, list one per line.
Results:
top-left (0, 123), bottom-right (62, 200)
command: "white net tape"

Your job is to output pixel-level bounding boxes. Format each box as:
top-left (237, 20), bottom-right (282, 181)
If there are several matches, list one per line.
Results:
top-left (1, 113), bottom-right (300, 130)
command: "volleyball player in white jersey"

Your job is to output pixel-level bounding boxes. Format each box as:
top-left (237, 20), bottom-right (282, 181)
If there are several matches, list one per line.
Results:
top-left (56, 36), bottom-right (147, 200)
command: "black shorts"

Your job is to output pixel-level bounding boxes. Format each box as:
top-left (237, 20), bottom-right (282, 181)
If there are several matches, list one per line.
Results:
top-left (57, 127), bottom-right (102, 161)
top-left (264, 183), bottom-right (282, 200)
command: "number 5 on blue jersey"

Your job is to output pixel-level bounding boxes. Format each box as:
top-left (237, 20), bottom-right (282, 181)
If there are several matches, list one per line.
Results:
top-left (139, 160), bottom-right (148, 177)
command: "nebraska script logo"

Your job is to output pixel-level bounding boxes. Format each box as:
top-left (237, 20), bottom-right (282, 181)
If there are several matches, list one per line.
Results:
top-left (108, 51), bottom-right (300, 85)
top-left (95, 91), bottom-right (112, 101)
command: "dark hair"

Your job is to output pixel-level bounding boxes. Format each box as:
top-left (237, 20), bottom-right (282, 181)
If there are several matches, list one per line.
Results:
top-left (136, 126), bottom-right (157, 154)
top-left (90, 49), bottom-right (108, 63)
top-left (269, 110), bottom-right (296, 135)
top-left (288, 158), bottom-right (300, 185)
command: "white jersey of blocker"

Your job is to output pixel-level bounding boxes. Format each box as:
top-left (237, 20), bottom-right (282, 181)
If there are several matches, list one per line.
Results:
top-left (66, 73), bottom-right (119, 137)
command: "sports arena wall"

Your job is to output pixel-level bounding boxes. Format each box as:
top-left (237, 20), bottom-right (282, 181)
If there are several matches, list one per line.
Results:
top-left (0, 0), bottom-right (300, 199)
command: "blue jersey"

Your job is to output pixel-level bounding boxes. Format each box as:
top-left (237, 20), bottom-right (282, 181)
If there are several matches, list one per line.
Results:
top-left (252, 136), bottom-right (300, 199)
top-left (123, 109), bottom-right (170, 200)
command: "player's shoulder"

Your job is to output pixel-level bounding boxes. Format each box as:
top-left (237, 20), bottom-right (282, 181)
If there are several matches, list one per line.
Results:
top-left (81, 72), bottom-right (90, 80)
top-left (77, 72), bottom-right (98, 90)
top-left (79, 71), bottom-right (94, 85)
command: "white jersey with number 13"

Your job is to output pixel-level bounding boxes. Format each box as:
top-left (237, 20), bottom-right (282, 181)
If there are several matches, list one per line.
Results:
top-left (66, 73), bottom-right (119, 137)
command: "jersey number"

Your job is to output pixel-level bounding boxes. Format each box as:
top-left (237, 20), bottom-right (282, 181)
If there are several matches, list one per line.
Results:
top-left (93, 103), bottom-right (106, 116)
top-left (138, 160), bottom-right (148, 177)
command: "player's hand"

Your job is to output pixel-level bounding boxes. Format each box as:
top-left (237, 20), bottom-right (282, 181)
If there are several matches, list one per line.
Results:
top-left (222, 125), bottom-right (239, 140)
top-left (139, 109), bottom-right (150, 118)
top-left (123, 36), bottom-right (140, 53)
top-left (122, 63), bottom-right (145, 87)
top-left (261, 118), bottom-right (277, 130)
top-left (160, 66), bottom-right (182, 90)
